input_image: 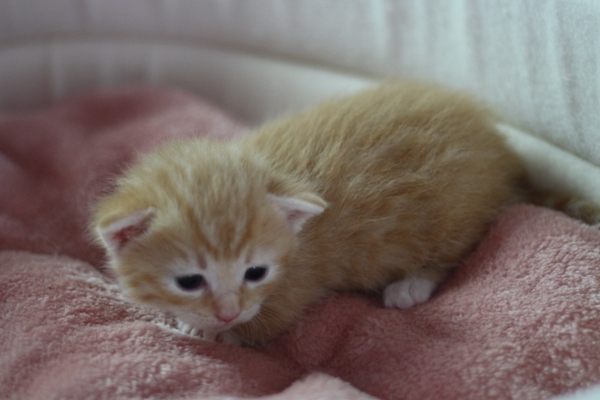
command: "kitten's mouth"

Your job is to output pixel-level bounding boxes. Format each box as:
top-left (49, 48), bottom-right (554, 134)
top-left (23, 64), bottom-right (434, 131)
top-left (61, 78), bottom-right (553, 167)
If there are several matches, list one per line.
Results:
top-left (214, 306), bottom-right (258, 329)
top-left (180, 302), bottom-right (255, 333)
top-left (215, 316), bottom-right (245, 330)
top-left (216, 321), bottom-right (235, 330)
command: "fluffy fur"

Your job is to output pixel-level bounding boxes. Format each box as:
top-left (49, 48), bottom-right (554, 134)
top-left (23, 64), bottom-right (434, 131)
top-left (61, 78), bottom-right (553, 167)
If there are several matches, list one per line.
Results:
top-left (93, 82), bottom-right (539, 345)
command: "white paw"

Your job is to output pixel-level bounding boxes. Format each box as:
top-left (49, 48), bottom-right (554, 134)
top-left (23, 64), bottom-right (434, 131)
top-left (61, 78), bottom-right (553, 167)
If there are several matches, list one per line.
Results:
top-left (177, 319), bottom-right (200, 336)
top-left (177, 320), bottom-right (241, 345)
top-left (383, 276), bottom-right (437, 309)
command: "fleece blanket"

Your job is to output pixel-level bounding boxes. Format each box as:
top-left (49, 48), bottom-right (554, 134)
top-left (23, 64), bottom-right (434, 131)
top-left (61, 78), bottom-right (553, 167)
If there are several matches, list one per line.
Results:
top-left (2, 87), bottom-right (600, 400)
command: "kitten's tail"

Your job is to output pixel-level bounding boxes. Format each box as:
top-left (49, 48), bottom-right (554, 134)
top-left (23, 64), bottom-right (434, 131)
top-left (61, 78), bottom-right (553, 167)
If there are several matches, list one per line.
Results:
top-left (528, 188), bottom-right (600, 226)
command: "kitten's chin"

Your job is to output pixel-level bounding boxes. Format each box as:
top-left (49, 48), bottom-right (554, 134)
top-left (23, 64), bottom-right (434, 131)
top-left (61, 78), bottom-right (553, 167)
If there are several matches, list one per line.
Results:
top-left (174, 311), bottom-right (223, 332)
top-left (174, 303), bottom-right (261, 333)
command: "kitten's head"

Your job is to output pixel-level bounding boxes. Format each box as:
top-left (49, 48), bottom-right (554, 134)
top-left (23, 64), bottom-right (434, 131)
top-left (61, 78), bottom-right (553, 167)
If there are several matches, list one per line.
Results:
top-left (93, 140), bottom-right (326, 335)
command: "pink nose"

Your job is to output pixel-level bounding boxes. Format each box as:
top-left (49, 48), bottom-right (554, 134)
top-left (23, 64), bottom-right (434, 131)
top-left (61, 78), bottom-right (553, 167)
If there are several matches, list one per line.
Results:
top-left (214, 292), bottom-right (241, 323)
top-left (216, 312), bottom-right (240, 323)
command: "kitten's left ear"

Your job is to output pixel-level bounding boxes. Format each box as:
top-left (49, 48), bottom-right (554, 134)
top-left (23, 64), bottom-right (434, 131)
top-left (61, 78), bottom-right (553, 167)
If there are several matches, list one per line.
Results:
top-left (269, 193), bottom-right (327, 233)
top-left (96, 208), bottom-right (155, 256)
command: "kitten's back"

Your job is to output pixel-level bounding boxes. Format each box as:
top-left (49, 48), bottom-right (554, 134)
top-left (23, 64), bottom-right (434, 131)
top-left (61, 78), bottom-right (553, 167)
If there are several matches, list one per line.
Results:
top-left (243, 82), bottom-right (527, 291)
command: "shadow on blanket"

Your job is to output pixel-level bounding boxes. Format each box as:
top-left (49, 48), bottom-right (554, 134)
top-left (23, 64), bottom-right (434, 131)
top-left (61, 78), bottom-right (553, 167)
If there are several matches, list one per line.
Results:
top-left (1, 87), bottom-right (599, 400)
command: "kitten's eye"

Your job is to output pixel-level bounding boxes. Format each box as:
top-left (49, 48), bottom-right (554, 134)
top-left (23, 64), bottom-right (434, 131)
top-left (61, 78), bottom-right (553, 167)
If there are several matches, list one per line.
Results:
top-left (244, 266), bottom-right (268, 282)
top-left (176, 274), bottom-right (205, 291)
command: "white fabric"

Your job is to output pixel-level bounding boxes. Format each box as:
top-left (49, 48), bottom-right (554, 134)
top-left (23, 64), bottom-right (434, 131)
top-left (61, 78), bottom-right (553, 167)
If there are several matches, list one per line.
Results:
top-left (2, 0), bottom-right (600, 169)
top-left (1, 1), bottom-right (599, 201)
top-left (0, 42), bottom-right (372, 124)
top-left (555, 385), bottom-right (600, 400)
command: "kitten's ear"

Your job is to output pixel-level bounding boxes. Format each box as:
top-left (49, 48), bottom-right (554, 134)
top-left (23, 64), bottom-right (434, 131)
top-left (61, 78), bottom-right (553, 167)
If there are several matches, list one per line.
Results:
top-left (96, 208), bottom-right (155, 255)
top-left (269, 193), bottom-right (327, 233)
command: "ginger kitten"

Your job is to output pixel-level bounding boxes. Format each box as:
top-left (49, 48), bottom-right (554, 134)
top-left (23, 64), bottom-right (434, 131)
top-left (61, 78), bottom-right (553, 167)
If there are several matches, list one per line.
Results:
top-left (92, 82), bottom-right (568, 345)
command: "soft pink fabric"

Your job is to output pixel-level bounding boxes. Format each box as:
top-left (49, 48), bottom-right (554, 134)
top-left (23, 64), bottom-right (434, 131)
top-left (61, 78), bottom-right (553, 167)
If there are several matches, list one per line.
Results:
top-left (1, 87), bottom-right (600, 400)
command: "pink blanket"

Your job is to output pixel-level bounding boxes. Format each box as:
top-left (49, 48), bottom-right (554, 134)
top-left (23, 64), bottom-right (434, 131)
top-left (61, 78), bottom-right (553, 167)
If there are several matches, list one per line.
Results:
top-left (2, 87), bottom-right (600, 400)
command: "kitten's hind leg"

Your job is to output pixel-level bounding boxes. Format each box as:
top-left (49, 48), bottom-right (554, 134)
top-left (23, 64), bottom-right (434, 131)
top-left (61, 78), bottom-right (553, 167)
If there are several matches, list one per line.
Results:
top-left (383, 276), bottom-right (437, 309)
top-left (383, 266), bottom-right (451, 309)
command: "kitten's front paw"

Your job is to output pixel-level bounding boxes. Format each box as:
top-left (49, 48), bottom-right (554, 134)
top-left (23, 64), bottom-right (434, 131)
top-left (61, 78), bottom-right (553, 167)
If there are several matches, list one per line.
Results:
top-left (177, 319), bottom-right (201, 336)
top-left (177, 322), bottom-right (241, 345)
top-left (383, 276), bottom-right (437, 309)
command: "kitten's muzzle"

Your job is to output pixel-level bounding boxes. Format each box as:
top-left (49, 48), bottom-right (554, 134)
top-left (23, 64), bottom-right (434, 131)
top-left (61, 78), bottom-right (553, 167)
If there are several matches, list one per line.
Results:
top-left (213, 292), bottom-right (241, 323)
top-left (216, 313), bottom-right (239, 324)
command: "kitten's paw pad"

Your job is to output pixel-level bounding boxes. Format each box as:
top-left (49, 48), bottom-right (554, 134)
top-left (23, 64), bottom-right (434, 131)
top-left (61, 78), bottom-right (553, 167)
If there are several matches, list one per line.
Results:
top-left (383, 277), bottom-right (437, 309)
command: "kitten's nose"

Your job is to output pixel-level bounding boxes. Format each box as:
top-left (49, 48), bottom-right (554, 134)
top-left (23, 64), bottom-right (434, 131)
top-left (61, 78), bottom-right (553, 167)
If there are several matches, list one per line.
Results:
top-left (216, 311), bottom-right (240, 323)
top-left (214, 292), bottom-right (241, 324)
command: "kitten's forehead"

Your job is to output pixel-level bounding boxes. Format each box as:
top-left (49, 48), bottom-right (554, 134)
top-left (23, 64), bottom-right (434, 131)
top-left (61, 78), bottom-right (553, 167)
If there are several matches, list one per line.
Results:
top-left (137, 145), bottom-right (291, 261)
top-left (181, 244), bottom-right (270, 272)
top-left (189, 208), bottom-right (257, 261)
top-left (184, 194), bottom-right (281, 262)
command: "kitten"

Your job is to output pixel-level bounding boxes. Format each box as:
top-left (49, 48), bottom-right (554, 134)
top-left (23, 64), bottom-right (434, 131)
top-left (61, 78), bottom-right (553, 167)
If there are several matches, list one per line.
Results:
top-left (91, 82), bottom-right (589, 346)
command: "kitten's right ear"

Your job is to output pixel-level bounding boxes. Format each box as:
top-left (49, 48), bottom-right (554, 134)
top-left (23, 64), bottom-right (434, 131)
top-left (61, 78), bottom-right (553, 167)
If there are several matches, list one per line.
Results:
top-left (96, 208), bottom-right (155, 256)
top-left (269, 193), bottom-right (327, 233)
